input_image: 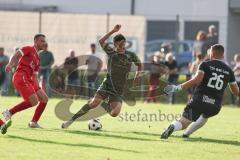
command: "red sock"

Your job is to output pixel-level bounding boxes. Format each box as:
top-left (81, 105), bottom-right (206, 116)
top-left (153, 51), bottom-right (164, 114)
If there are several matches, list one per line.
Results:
top-left (0, 119), bottom-right (4, 126)
top-left (9, 101), bottom-right (32, 115)
top-left (32, 102), bottom-right (47, 122)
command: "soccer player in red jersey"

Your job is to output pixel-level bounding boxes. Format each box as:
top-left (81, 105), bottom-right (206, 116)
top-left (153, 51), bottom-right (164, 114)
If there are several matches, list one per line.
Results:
top-left (3, 34), bottom-right (48, 128)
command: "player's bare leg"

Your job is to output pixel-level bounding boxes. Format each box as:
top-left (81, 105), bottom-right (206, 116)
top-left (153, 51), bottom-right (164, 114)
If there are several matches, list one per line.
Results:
top-left (108, 102), bottom-right (122, 117)
top-left (29, 89), bottom-right (48, 128)
top-left (61, 94), bottom-right (103, 129)
top-left (3, 94), bottom-right (38, 121)
top-left (161, 116), bottom-right (192, 139)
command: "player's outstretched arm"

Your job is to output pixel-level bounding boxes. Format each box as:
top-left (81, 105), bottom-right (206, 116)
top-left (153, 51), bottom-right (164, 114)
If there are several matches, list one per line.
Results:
top-left (164, 70), bottom-right (204, 94)
top-left (181, 70), bottom-right (204, 90)
top-left (5, 51), bottom-right (22, 72)
top-left (99, 24), bottom-right (121, 48)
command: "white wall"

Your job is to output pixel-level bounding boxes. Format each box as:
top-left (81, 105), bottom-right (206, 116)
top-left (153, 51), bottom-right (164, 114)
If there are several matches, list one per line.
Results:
top-left (0, 0), bottom-right (230, 51)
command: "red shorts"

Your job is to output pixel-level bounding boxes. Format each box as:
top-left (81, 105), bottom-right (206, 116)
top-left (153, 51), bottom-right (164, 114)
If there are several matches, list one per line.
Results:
top-left (13, 72), bottom-right (41, 100)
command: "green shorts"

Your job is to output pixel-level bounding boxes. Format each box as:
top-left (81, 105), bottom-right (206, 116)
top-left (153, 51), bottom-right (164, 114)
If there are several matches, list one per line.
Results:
top-left (96, 80), bottom-right (123, 103)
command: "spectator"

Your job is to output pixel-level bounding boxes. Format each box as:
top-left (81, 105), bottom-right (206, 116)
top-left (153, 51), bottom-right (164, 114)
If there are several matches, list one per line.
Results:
top-left (64, 49), bottom-right (80, 97)
top-left (164, 53), bottom-right (179, 104)
top-left (188, 53), bottom-right (204, 99)
top-left (0, 47), bottom-right (9, 96)
top-left (232, 53), bottom-right (240, 106)
top-left (39, 43), bottom-right (54, 97)
top-left (12, 47), bottom-right (20, 96)
top-left (146, 52), bottom-right (168, 103)
top-left (160, 43), bottom-right (172, 55)
top-left (207, 25), bottom-right (218, 47)
top-left (189, 53), bottom-right (204, 75)
top-left (192, 31), bottom-right (208, 60)
top-left (49, 65), bottom-right (65, 93)
top-left (85, 43), bottom-right (103, 99)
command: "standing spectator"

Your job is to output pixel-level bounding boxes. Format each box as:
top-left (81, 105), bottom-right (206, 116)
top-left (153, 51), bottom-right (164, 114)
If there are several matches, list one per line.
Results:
top-left (232, 53), bottom-right (240, 106)
top-left (188, 53), bottom-right (204, 99)
top-left (12, 47), bottom-right (20, 96)
top-left (49, 65), bottom-right (65, 93)
top-left (64, 49), bottom-right (80, 97)
top-left (85, 43), bottom-right (103, 99)
top-left (189, 53), bottom-right (204, 76)
top-left (39, 43), bottom-right (54, 97)
top-left (192, 31), bottom-right (208, 60)
top-left (207, 25), bottom-right (218, 47)
top-left (165, 53), bottom-right (179, 104)
top-left (0, 47), bottom-right (9, 96)
top-left (146, 52), bottom-right (167, 103)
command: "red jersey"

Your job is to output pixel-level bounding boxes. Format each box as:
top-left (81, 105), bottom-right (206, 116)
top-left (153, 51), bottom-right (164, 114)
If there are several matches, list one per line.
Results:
top-left (16, 46), bottom-right (40, 78)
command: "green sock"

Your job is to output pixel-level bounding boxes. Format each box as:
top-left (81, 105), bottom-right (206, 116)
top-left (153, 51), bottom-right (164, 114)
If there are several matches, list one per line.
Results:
top-left (70, 104), bottom-right (92, 121)
top-left (101, 102), bottom-right (110, 113)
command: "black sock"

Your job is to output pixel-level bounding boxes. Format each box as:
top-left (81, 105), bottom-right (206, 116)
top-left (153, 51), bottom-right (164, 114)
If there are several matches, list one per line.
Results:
top-left (70, 104), bottom-right (92, 121)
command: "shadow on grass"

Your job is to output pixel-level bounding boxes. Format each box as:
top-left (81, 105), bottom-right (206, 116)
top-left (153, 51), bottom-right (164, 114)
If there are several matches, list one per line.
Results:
top-left (172, 135), bottom-right (240, 147)
top-left (63, 130), bottom-right (157, 142)
top-left (17, 128), bottom-right (157, 142)
top-left (7, 135), bottom-right (140, 153)
top-left (129, 131), bottom-right (159, 137)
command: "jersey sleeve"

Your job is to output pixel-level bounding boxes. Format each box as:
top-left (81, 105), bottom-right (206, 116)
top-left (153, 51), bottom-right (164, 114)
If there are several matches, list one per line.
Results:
top-left (102, 44), bottom-right (115, 55)
top-left (131, 52), bottom-right (141, 65)
top-left (18, 46), bottom-right (30, 56)
top-left (229, 69), bottom-right (236, 84)
top-left (197, 61), bottom-right (207, 74)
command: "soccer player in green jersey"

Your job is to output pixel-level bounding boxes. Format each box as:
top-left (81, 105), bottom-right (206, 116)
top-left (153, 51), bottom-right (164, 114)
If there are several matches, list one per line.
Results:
top-left (62, 24), bottom-right (142, 128)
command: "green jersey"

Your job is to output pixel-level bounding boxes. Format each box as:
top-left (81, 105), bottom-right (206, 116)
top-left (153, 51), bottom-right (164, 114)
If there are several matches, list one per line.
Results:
top-left (39, 51), bottom-right (54, 68)
top-left (98, 44), bottom-right (140, 96)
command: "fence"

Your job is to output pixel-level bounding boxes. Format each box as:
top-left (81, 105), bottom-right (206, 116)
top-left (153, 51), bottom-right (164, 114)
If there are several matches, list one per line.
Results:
top-left (0, 11), bottom-right (146, 65)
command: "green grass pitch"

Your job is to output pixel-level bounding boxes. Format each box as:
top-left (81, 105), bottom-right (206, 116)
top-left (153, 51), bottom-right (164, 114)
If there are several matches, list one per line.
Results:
top-left (0, 97), bottom-right (240, 160)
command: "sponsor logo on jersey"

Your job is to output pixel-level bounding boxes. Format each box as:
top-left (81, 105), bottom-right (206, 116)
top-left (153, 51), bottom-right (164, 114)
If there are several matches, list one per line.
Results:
top-left (202, 95), bottom-right (215, 104)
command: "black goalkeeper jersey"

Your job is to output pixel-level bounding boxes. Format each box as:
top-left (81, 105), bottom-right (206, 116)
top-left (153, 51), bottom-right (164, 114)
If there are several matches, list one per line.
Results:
top-left (193, 60), bottom-right (236, 105)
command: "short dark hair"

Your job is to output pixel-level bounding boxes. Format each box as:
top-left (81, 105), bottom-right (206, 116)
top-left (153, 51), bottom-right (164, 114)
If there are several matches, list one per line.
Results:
top-left (34, 34), bottom-right (45, 40)
top-left (211, 44), bottom-right (224, 55)
top-left (113, 34), bottom-right (126, 43)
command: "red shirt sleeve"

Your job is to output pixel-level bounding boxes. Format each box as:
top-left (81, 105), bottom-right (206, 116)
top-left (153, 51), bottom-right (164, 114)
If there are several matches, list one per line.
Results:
top-left (19, 46), bottom-right (31, 56)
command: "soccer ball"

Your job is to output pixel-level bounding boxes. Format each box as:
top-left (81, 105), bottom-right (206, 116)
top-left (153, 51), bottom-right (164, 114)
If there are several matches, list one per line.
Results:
top-left (88, 119), bottom-right (102, 130)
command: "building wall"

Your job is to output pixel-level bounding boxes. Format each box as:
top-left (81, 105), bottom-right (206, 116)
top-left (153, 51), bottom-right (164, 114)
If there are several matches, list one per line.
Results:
top-left (0, 11), bottom-right (146, 65)
top-left (227, 11), bottom-right (240, 62)
top-left (0, 0), bottom-right (231, 54)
